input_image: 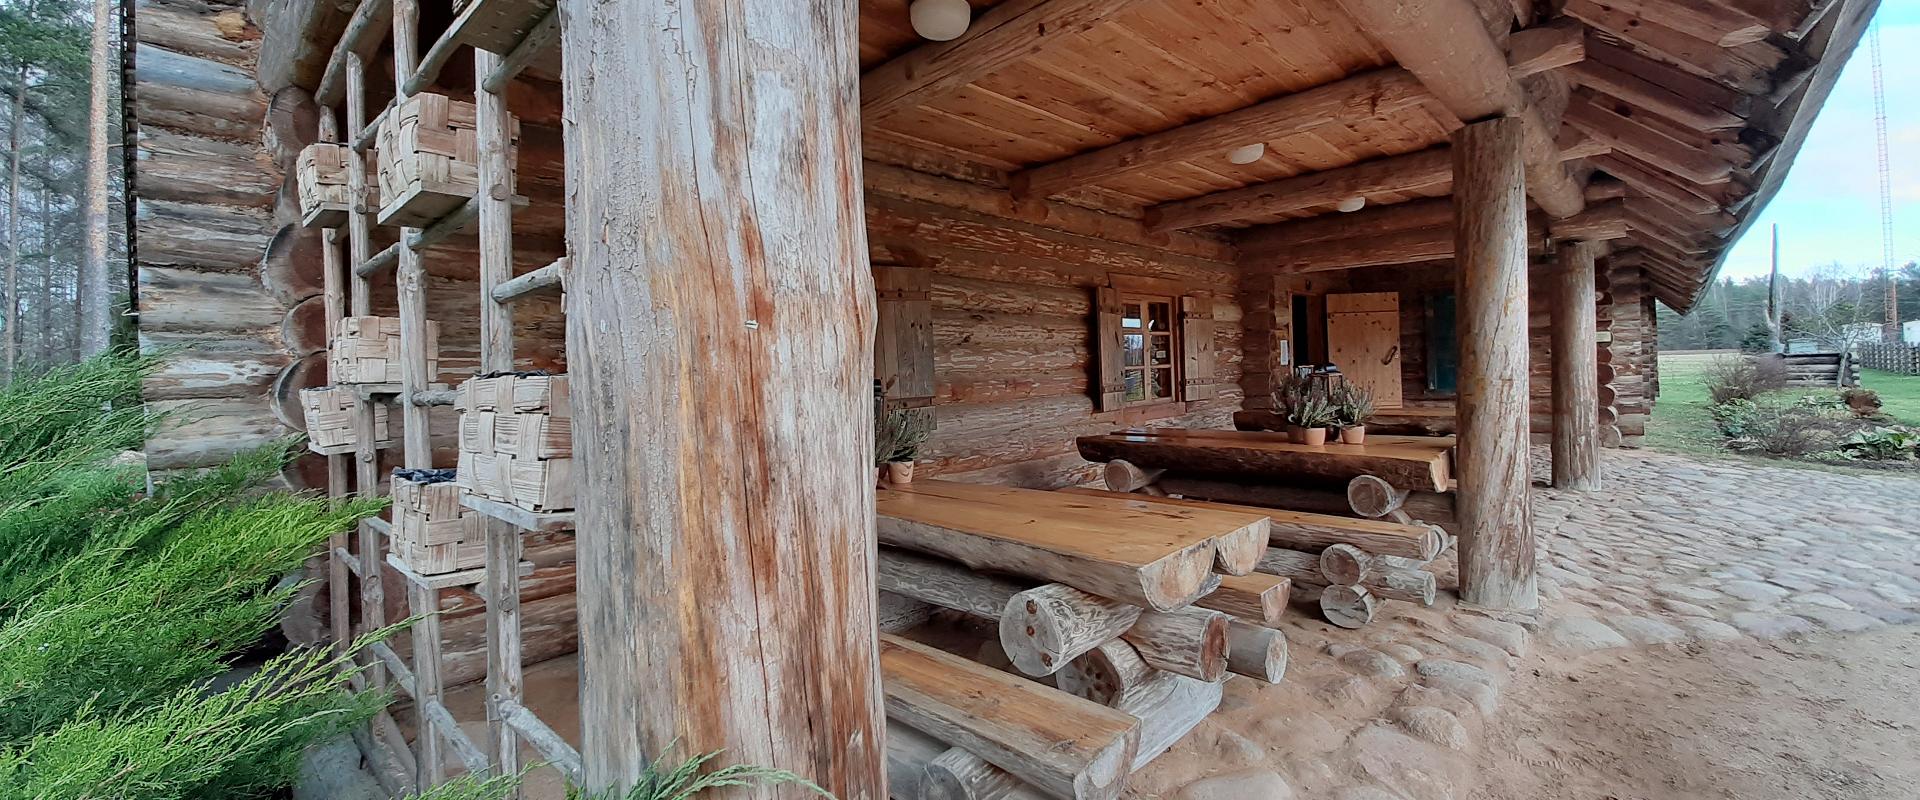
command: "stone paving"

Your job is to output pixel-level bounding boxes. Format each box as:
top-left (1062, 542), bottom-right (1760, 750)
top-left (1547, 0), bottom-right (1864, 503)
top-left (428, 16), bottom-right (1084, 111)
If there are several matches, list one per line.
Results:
top-left (1133, 447), bottom-right (1920, 800)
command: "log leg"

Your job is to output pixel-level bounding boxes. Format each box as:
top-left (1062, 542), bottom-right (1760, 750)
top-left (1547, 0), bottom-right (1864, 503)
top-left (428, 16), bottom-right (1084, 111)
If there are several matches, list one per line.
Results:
top-left (1551, 240), bottom-right (1602, 490)
top-left (560, 1), bottom-right (885, 793)
top-left (1452, 116), bottom-right (1538, 612)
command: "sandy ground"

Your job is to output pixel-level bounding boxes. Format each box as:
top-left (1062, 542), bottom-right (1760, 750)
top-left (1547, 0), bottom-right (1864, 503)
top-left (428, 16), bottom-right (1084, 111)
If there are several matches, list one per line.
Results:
top-left (1471, 626), bottom-right (1920, 800)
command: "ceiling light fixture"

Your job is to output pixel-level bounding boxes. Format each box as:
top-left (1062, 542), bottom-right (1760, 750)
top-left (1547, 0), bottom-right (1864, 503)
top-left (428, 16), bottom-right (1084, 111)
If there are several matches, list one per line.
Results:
top-left (1227, 142), bottom-right (1266, 165)
top-left (910, 0), bottom-right (972, 41)
top-left (1337, 196), bottom-right (1367, 213)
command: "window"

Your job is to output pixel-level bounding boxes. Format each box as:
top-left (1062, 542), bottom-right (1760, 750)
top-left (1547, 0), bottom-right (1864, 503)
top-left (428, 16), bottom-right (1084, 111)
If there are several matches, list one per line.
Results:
top-left (1120, 293), bottom-right (1179, 405)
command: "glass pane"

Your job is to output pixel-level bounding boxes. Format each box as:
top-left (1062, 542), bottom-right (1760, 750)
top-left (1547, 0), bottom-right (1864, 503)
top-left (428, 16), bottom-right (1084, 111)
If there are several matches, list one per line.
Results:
top-left (1123, 334), bottom-right (1145, 367)
top-left (1124, 369), bottom-right (1146, 401)
top-left (1151, 368), bottom-right (1173, 399)
top-left (1147, 302), bottom-right (1172, 332)
top-left (1123, 302), bottom-right (1143, 329)
top-left (1149, 334), bottom-right (1172, 366)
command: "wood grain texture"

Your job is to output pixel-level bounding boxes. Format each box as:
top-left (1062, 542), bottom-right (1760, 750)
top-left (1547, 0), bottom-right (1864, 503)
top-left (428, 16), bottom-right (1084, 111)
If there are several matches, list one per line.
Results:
top-left (1061, 486), bottom-right (1443, 560)
top-left (881, 634), bottom-right (1140, 800)
top-left (1054, 638), bottom-right (1157, 707)
top-left (877, 486), bottom-right (1218, 612)
top-left (1120, 605), bottom-right (1229, 682)
top-left (1223, 619), bottom-right (1288, 683)
top-left (1077, 430), bottom-right (1451, 493)
top-left (559, 1), bottom-right (885, 793)
top-left (1194, 572), bottom-right (1289, 626)
top-left (1115, 672), bottom-right (1222, 771)
top-left (1452, 117), bottom-right (1538, 611)
top-left (1551, 241), bottom-right (1602, 490)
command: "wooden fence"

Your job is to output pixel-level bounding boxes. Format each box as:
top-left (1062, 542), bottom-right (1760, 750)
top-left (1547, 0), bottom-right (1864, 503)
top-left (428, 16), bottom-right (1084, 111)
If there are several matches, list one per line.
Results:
top-left (1856, 343), bottom-right (1920, 376)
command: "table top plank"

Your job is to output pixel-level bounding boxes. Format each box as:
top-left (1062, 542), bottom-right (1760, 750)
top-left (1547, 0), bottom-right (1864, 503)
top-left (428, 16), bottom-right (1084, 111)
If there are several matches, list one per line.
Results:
top-left (1078, 428), bottom-right (1452, 493)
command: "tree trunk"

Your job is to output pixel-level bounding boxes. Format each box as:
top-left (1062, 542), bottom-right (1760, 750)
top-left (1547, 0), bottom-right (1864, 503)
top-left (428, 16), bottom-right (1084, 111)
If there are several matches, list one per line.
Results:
top-left (81, 0), bottom-right (114, 356)
top-left (4, 65), bottom-right (22, 380)
top-left (1452, 116), bottom-right (1537, 612)
top-left (560, 0), bottom-right (886, 795)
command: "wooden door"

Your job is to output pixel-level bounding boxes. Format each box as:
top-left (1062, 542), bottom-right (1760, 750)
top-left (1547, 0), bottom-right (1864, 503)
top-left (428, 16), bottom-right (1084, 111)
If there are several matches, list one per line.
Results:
top-left (1326, 292), bottom-right (1403, 409)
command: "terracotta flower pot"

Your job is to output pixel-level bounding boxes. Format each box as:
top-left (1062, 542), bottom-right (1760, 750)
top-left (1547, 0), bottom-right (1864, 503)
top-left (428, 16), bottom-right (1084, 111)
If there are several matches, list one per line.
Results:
top-left (1300, 426), bottom-right (1328, 446)
top-left (1340, 425), bottom-right (1367, 445)
top-left (1287, 425), bottom-right (1308, 444)
top-left (886, 460), bottom-right (916, 485)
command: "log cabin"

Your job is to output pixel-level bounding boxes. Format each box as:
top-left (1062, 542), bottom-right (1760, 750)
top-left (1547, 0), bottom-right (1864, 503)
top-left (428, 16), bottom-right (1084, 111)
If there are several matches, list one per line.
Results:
top-left (128, 0), bottom-right (1875, 795)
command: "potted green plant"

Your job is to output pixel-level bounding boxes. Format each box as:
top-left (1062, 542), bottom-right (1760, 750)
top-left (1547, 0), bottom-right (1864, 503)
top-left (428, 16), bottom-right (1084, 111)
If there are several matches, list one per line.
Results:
top-left (1286, 393), bottom-right (1337, 446)
top-left (1271, 370), bottom-right (1311, 442)
top-left (1333, 383), bottom-right (1375, 445)
top-left (876, 408), bottom-right (933, 485)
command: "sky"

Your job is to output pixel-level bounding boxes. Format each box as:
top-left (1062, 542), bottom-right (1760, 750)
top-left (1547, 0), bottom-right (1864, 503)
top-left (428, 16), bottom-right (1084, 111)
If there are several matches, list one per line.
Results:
top-left (1717, 5), bottom-right (1920, 281)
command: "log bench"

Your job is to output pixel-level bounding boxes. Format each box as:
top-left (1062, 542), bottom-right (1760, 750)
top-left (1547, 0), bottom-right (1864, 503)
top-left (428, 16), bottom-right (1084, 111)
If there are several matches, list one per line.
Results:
top-left (876, 479), bottom-right (1269, 611)
top-left (1078, 427), bottom-right (1454, 494)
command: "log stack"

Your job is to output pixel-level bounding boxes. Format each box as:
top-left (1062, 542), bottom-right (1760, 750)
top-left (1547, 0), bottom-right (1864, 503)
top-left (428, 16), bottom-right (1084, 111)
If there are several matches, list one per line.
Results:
top-left (332, 316), bottom-right (441, 384)
top-left (299, 386), bottom-right (393, 454)
top-left (873, 479), bottom-right (1295, 798)
top-left (390, 472), bottom-right (487, 574)
top-left (454, 373), bottom-right (574, 512)
top-left (1068, 472), bottom-right (1453, 630)
top-left (375, 92), bottom-right (521, 227)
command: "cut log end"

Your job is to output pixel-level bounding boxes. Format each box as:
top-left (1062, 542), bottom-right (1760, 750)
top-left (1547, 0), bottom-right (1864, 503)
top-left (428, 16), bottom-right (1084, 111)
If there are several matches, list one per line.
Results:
top-left (998, 584), bottom-right (1143, 678)
top-left (1136, 541), bottom-right (1222, 612)
top-left (1102, 459), bottom-right (1164, 493)
top-left (1319, 584), bottom-right (1378, 629)
top-left (1318, 543), bottom-right (1374, 586)
top-left (1347, 474), bottom-right (1409, 518)
top-left (1224, 620), bottom-right (1288, 683)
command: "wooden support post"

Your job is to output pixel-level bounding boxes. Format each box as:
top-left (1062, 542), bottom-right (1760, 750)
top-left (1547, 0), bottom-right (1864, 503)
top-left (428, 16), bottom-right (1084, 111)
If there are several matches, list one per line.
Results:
top-left (344, 51), bottom-right (386, 697)
top-left (560, 1), bottom-right (886, 794)
top-left (1453, 117), bottom-right (1538, 612)
top-left (1551, 240), bottom-right (1602, 490)
top-left (407, 579), bottom-right (446, 785)
top-left (472, 47), bottom-right (523, 792)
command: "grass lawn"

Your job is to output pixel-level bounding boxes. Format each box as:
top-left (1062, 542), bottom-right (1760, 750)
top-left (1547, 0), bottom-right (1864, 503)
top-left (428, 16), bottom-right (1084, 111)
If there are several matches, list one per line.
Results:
top-left (1646, 353), bottom-right (1920, 459)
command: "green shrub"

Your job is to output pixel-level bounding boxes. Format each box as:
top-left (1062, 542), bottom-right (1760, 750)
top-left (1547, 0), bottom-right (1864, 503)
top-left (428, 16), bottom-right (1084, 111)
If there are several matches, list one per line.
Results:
top-left (0, 353), bottom-right (387, 797)
top-left (1835, 426), bottom-right (1920, 461)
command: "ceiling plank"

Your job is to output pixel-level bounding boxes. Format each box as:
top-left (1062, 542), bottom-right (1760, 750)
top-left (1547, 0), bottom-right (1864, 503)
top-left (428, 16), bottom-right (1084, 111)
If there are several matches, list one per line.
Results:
top-left (1144, 147), bottom-right (1452, 233)
top-left (860, 0), bottom-right (1149, 122)
top-left (1563, 0), bottom-right (1782, 93)
top-left (1576, 0), bottom-right (1772, 45)
top-left (1329, 0), bottom-right (1586, 218)
top-left (1009, 67), bottom-right (1432, 200)
top-left (1569, 41), bottom-right (1749, 131)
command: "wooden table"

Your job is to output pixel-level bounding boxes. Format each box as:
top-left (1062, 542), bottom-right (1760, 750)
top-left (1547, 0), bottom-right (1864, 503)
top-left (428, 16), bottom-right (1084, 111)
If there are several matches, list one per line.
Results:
top-left (1077, 427), bottom-right (1454, 494)
top-left (1235, 406), bottom-right (1457, 436)
top-left (876, 479), bottom-right (1270, 611)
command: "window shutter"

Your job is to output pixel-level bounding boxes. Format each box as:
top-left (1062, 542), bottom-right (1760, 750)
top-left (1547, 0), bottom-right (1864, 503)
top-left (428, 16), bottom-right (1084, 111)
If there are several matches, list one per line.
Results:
top-left (1094, 286), bottom-right (1126, 411)
top-left (1180, 294), bottom-right (1216, 401)
top-left (873, 265), bottom-right (935, 411)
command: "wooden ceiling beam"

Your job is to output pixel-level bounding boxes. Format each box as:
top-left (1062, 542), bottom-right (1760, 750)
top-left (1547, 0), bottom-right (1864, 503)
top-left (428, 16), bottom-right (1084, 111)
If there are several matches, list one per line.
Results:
top-left (1143, 147), bottom-right (1453, 233)
top-left (1329, 0), bottom-right (1586, 218)
top-left (1556, 130), bottom-right (1612, 161)
top-left (1009, 67), bottom-right (1432, 199)
top-left (1548, 198), bottom-right (1631, 241)
top-left (859, 0), bottom-right (1147, 121)
top-left (1563, 93), bottom-right (1740, 184)
top-left (1236, 197), bottom-right (1456, 252)
top-left (1707, 0), bottom-right (1824, 35)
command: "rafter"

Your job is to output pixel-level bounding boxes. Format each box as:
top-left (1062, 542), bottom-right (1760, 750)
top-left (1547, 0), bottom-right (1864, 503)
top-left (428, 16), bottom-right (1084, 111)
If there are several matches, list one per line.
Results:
top-left (860, 0), bottom-right (1148, 121)
top-left (1570, 38), bottom-right (1750, 130)
top-left (1563, 92), bottom-right (1740, 184)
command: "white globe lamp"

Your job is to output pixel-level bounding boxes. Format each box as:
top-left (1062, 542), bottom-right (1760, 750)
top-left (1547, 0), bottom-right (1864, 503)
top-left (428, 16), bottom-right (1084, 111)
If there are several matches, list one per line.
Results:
top-left (911, 0), bottom-right (972, 41)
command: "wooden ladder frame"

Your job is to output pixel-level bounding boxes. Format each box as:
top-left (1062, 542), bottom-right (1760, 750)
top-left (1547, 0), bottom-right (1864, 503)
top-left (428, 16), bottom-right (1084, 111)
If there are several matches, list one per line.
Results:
top-left (311, 0), bottom-right (577, 793)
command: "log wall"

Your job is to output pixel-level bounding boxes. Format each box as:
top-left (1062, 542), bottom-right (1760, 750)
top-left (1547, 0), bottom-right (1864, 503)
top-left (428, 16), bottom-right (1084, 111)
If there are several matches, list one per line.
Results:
top-left (133, 0), bottom-right (287, 472)
top-left (865, 164), bottom-right (1245, 489)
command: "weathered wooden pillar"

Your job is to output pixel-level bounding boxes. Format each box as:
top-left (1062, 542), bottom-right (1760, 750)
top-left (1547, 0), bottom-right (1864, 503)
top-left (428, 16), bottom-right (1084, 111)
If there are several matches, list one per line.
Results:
top-left (559, 1), bottom-right (887, 796)
top-left (1550, 241), bottom-right (1601, 491)
top-left (1452, 116), bottom-right (1536, 612)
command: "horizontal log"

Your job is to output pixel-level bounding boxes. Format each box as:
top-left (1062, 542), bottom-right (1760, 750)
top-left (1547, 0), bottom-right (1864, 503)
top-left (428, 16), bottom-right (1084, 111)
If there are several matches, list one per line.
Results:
top-left (1194, 572), bottom-right (1289, 626)
top-left (1150, 476), bottom-right (1459, 533)
top-left (1055, 639), bottom-right (1156, 707)
top-left (923, 747), bottom-right (1046, 800)
top-left (1116, 672), bottom-right (1223, 771)
top-left (137, 200), bottom-right (275, 272)
top-left (881, 634), bottom-right (1140, 800)
top-left (1319, 584), bottom-right (1377, 629)
top-left (1122, 605), bottom-right (1230, 682)
top-left (1224, 620), bottom-right (1288, 683)
top-left (1077, 431), bottom-right (1451, 494)
top-left (1144, 147), bottom-right (1453, 233)
top-left (1065, 487), bottom-right (1444, 561)
top-left (137, 128), bottom-right (278, 208)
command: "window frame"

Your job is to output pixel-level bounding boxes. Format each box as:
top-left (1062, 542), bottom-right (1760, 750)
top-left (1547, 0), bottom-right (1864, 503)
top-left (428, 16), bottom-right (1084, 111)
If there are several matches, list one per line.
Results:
top-left (1117, 291), bottom-right (1182, 408)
